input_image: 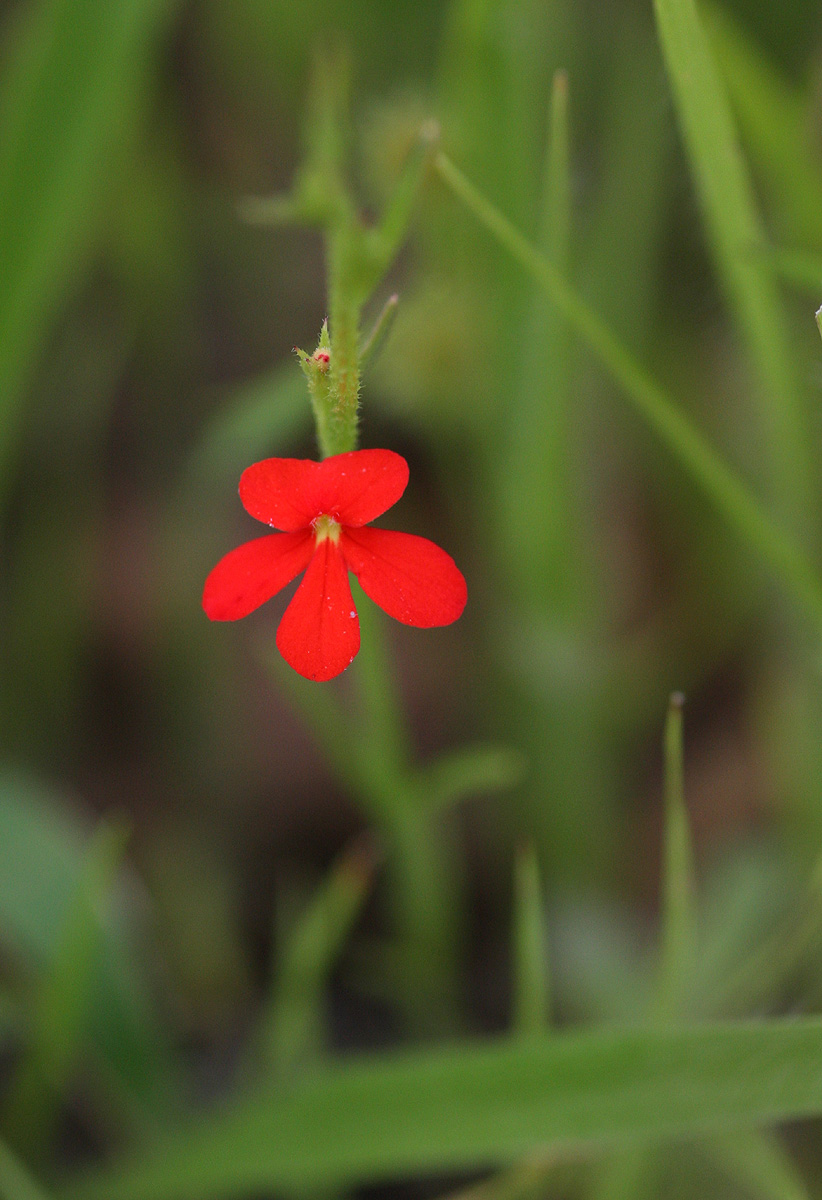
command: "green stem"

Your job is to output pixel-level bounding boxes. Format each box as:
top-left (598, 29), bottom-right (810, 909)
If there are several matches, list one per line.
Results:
top-left (269, 641), bottom-right (461, 1037)
top-left (383, 797), bottom-right (462, 1035)
top-left (435, 151), bottom-right (822, 632)
top-left (353, 594), bottom-right (461, 1035)
top-left (324, 225), bottom-right (361, 456)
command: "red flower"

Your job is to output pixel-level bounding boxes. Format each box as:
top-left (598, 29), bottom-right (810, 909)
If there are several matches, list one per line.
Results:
top-left (203, 449), bottom-right (467, 681)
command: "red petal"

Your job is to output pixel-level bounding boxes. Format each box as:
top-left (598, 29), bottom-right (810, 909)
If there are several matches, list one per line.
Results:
top-left (203, 531), bottom-right (313, 620)
top-left (276, 538), bottom-right (360, 680)
top-left (323, 450), bottom-right (409, 527)
top-left (239, 450), bottom-right (408, 530)
top-left (341, 527), bottom-right (467, 628)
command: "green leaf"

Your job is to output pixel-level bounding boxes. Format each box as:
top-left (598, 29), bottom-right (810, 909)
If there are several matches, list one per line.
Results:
top-left (63, 1019), bottom-right (822, 1200)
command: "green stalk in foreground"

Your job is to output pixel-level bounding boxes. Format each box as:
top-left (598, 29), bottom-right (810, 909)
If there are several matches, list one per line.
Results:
top-left (434, 152), bottom-right (822, 633)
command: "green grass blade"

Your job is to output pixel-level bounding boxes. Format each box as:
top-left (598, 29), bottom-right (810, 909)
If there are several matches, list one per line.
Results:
top-left (759, 246), bottom-right (822, 294)
top-left (3, 819), bottom-right (129, 1156)
top-left (0, 1137), bottom-right (53, 1200)
top-left (498, 67), bottom-right (573, 606)
top-left (0, 771), bottom-right (177, 1116)
top-left (418, 744), bottom-right (523, 813)
top-left (702, 852), bottom-right (822, 1016)
top-left (0, 0), bottom-right (182, 494)
top-left (361, 122), bottom-right (440, 291)
top-left (704, 4), bottom-right (822, 254)
top-left (437, 1157), bottom-right (561, 1200)
top-left (62, 1019), bottom-right (822, 1200)
top-left (710, 1129), bottom-right (811, 1200)
top-left (359, 293), bottom-right (399, 369)
top-left (577, 6), bottom-right (671, 355)
top-left (511, 844), bottom-right (551, 1035)
top-left (655, 693), bottom-right (697, 1021)
top-left (652, 0), bottom-right (810, 528)
top-left (254, 836), bottom-right (379, 1078)
top-left (434, 152), bottom-right (822, 632)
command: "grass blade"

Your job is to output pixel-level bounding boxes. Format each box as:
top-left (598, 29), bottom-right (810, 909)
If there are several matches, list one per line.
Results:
top-left (498, 68), bottom-right (574, 608)
top-left (434, 152), bottom-right (822, 633)
top-left (0, 0), bottom-right (182, 496)
top-left (710, 1129), bottom-right (811, 1200)
top-left (655, 693), bottom-right (696, 1021)
top-left (254, 836), bottom-right (379, 1078)
top-left (652, 0), bottom-right (811, 528)
top-left (0, 1138), bottom-right (53, 1200)
top-left (3, 819), bottom-right (129, 1157)
top-left (704, 4), bottom-right (822, 254)
top-left (63, 1018), bottom-right (822, 1200)
top-left (418, 744), bottom-right (523, 813)
top-left (512, 844), bottom-right (551, 1035)
top-left (0, 771), bottom-right (177, 1116)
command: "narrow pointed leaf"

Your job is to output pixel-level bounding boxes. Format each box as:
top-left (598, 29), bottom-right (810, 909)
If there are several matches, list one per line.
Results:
top-left (63, 1019), bottom-right (822, 1200)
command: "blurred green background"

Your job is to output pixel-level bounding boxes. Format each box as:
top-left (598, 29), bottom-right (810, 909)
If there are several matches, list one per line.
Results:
top-left (6, 0), bottom-right (822, 1195)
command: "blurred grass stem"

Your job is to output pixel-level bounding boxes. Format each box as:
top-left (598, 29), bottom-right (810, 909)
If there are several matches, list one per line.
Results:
top-left (512, 843), bottom-right (551, 1035)
top-left (655, 693), bottom-right (696, 1021)
top-left (0, 1138), bottom-right (52, 1200)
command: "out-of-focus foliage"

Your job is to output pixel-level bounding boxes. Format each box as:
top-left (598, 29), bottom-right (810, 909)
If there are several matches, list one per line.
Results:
top-left (4, 0), bottom-right (822, 1197)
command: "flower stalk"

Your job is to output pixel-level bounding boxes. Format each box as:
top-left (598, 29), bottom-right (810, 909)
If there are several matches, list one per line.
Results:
top-left (241, 51), bottom-right (437, 459)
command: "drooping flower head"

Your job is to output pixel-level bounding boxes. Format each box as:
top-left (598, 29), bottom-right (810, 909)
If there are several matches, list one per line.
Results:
top-left (203, 449), bottom-right (467, 681)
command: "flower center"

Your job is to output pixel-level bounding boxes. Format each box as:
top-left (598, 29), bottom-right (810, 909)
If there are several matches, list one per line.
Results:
top-left (313, 513), bottom-right (341, 544)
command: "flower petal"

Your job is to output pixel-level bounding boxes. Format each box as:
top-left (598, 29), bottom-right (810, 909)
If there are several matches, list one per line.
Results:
top-left (321, 450), bottom-right (409, 527)
top-left (239, 450), bottom-right (408, 530)
top-left (341, 526), bottom-right (467, 628)
top-left (239, 459), bottom-right (327, 530)
top-left (203, 531), bottom-right (313, 620)
top-left (276, 538), bottom-right (360, 680)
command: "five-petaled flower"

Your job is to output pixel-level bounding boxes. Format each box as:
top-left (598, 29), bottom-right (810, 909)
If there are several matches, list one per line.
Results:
top-left (203, 449), bottom-right (467, 681)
